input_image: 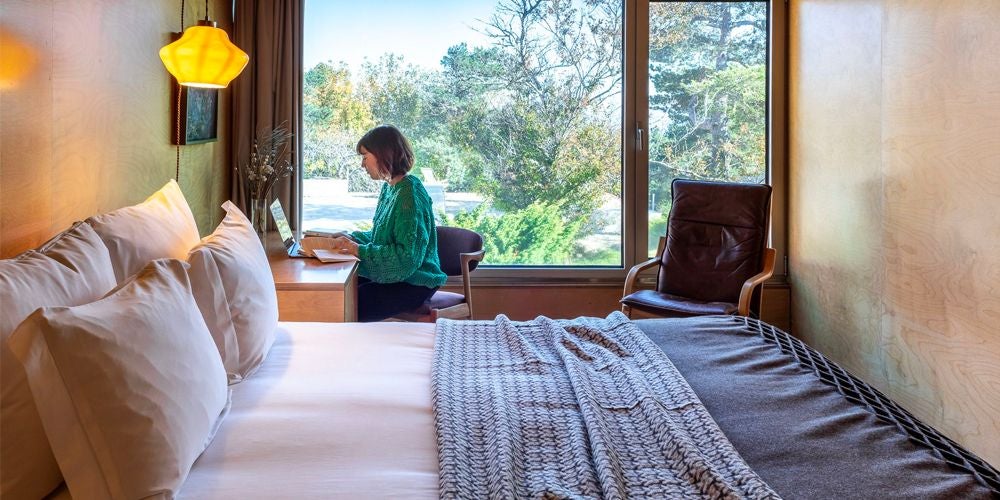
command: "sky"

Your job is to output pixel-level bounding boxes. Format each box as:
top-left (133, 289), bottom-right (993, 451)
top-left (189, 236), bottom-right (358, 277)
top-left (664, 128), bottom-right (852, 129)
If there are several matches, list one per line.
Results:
top-left (304, 0), bottom-right (497, 74)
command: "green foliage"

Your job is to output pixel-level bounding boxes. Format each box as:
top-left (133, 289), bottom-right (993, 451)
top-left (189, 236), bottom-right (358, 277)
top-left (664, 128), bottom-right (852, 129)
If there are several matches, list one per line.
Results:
top-left (439, 43), bottom-right (506, 101)
top-left (412, 135), bottom-right (479, 192)
top-left (438, 0), bottom-right (623, 222)
top-left (302, 62), bottom-right (375, 187)
top-left (684, 64), bottom-right (766, 176)
top-left (358, 54), bottom-right (430, 134)
top-left (456, 92), bottom-right (620, 222)
top-left (648, 2), bottom-right (767, 183)
top-left (466, 103), bottom-right (554, 211)
top-left (556, 122), bottom-right (622, 199)
top-left (445, 202), bottom-right (582, 266)
top-left (303, 62), bottom-right (374, 136)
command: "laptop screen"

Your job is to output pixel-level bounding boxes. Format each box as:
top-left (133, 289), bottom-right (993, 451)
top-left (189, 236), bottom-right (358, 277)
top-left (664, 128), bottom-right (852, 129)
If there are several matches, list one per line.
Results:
top-left (269, 199), bottom-right (294, 246)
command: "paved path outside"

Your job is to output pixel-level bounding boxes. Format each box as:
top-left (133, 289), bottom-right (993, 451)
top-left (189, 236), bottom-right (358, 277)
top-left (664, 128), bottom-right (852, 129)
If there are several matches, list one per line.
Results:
top-left (302, 179), bottom-right (486, 231)
top-left (301, 178), bottom-right (624, 255)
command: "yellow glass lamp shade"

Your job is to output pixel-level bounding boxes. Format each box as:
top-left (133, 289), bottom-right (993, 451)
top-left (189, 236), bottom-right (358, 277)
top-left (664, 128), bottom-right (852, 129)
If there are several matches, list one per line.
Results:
top-left (159, 20), bottom-right (249, 88)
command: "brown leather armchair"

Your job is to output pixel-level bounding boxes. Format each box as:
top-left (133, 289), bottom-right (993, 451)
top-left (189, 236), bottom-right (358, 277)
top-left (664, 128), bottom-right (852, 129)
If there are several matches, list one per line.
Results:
top-left (393, 226), bottom-right (485, 322)
top-left (621, 179), bottom-right (775, 319)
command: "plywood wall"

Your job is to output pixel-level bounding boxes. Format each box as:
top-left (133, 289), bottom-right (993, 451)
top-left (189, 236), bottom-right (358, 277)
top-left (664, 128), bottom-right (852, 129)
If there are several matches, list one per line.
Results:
top-left (790, 0), bottom-right (1000, 467)
top-left (0, 0), bottom-right (233, 257)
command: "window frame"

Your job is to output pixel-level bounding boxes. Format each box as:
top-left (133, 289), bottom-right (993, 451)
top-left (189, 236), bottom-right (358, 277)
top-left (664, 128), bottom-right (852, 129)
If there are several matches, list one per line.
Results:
top-left (634, 0), bottom-right (787, 285)
top-left (297, 0), bottom-right (788, 285)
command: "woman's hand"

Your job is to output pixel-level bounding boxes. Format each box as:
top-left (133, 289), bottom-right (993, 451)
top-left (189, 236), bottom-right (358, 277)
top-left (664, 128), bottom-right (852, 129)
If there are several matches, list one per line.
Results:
top-left (332, 236), bottom-right (359, 257)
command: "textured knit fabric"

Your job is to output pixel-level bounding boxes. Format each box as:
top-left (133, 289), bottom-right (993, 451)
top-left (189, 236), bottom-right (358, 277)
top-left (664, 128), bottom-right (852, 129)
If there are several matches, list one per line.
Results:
top-left (350, 175), bottom-right (447, 288)
top-left (432, 312), bottom-right (780, 499)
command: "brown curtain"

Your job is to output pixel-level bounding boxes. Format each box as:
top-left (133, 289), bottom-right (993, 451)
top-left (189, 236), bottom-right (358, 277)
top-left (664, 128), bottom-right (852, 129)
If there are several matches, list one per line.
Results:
top-left (230, 0), bottom-right (304, 231)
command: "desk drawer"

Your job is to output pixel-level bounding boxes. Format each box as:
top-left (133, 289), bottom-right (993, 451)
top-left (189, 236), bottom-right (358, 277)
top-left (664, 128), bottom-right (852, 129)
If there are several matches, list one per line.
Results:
top-left (276, 289), bottom-right (356, 322)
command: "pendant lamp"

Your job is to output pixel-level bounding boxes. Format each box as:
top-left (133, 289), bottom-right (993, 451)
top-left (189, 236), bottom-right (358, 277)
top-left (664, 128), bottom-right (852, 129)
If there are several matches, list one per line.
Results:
top-left (159, 2), bottom-right (248, 88)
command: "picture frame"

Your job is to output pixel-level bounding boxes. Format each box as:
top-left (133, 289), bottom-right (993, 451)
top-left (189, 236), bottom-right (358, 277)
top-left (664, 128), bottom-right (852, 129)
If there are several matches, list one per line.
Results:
top-left (172, 83), bottom-right (219, 145)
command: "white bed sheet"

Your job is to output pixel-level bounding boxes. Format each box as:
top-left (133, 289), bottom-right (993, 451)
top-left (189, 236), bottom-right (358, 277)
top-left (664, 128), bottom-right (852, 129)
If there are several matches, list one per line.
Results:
top-left (178, 321), bottom-right (440, 499)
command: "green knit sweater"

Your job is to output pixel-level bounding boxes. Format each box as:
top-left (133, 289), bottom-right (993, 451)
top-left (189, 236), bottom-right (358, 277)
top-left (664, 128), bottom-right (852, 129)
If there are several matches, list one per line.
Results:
top-left (350, 175), bottom-right (447, 288)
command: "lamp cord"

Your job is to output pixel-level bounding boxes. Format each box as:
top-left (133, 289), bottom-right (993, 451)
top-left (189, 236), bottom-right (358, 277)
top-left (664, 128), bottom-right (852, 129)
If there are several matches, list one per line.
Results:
top-left (174, 0), bottom-right (186, 182)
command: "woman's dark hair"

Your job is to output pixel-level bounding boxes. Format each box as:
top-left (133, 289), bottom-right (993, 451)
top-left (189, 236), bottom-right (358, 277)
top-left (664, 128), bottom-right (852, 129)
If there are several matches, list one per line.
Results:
top-left (356, 125), bottom-right (415, 178)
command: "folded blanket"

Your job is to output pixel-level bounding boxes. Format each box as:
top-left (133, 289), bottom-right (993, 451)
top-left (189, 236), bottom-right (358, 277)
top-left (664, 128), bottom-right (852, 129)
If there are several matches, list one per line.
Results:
top-left (432, 312), bottom-right (780, 499)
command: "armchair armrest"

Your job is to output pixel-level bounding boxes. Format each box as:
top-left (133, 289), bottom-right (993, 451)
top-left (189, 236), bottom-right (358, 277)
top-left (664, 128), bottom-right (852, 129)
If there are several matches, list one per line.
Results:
top-left (460, 250), bottom-right (485, 318)
top-left (737, 248), bottom-right (776, 316)
top-left (623, 236), bottom-right (666, 298)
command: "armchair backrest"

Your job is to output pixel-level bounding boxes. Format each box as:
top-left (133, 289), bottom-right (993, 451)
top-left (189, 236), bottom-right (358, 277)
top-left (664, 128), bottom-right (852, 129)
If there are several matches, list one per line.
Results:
top-left (657, 179), bottom-right (772, 304)
top-left (436, 226), bottom-right (483, 277)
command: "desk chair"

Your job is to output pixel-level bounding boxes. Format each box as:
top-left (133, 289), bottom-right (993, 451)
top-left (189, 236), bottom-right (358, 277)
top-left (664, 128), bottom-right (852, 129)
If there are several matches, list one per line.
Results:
top-left (621, 179), bottom-right (775, 319)
top-left (393, 226), bottom-right (484, 322)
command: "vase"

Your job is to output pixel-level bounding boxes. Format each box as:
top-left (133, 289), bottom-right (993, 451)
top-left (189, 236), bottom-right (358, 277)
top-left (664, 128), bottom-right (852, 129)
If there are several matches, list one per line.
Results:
top-left (249, 197), bottom-right (268, 239)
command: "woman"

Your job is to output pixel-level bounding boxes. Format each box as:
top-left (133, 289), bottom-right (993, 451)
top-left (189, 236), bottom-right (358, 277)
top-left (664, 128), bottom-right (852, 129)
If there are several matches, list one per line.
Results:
top-left (330, 125), bottom-right (447, 322)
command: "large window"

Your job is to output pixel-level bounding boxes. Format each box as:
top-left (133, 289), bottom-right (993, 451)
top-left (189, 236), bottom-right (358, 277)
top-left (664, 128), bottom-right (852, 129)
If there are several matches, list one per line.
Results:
top-left (302, 0), bottom-right (781, 276)
top-left (303, 0), bottom-right (624, 267)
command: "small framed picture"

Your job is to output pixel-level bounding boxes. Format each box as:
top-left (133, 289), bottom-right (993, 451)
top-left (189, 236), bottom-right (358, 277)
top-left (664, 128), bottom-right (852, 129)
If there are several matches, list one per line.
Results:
top-left (173, 84), bottom-right (218, 145)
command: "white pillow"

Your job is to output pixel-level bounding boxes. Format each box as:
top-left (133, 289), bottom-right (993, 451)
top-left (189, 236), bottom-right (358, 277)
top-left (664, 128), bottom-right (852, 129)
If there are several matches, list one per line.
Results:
top-left (188, 201), bottom-right (278, 382)
top-left (0, 222), bottom-right (117, 500)
top-left (87, 179), bottom-right (201, 283)
top-left (7, 258), bottom-right (229, 500)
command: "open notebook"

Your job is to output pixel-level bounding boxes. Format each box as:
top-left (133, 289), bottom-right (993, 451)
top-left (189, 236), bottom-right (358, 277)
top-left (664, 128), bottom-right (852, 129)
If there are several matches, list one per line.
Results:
top-left (300, 237), bottom-right (359, 263)
top-left (312, 249), bottom-right (359, 263)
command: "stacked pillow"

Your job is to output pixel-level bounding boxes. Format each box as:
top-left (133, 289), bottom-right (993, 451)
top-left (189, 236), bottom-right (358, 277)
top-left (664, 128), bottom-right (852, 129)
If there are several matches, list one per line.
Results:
top-left (0, 222), bottom-right (117, 499)
top-left (87, 181), bottom-right (278, 381)
top-left (188, 201), bottom-right (279, 382)
top-left (87, 179), bottom-right (201, 283)
top-left (9, 259), bottom-right (230, 499)
top-left (1, 180), bottom-right (280, 498)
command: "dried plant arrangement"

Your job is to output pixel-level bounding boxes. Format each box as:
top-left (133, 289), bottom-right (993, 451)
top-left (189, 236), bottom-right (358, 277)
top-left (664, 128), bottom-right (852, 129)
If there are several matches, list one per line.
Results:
top-left (235, 123), bottom-right (295, 233)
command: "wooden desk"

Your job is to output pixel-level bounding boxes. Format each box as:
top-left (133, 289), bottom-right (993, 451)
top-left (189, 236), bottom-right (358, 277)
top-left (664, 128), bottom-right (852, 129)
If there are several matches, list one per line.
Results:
top-left (265, 234), bottom-right (359, 322)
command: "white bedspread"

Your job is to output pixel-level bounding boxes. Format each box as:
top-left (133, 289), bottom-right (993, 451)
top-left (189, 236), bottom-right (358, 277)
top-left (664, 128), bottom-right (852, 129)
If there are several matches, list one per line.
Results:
top-left (178, 321), bottom-right (439, 499)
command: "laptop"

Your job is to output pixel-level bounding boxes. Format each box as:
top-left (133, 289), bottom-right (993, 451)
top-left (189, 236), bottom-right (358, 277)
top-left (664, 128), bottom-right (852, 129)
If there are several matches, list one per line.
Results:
top-left (269, 199), bottom-right (307, 258)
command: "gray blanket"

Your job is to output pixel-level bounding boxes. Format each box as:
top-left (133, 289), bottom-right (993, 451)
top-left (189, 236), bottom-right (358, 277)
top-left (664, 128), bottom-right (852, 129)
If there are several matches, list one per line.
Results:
top-left (432, 312), bottom-right (780, 499)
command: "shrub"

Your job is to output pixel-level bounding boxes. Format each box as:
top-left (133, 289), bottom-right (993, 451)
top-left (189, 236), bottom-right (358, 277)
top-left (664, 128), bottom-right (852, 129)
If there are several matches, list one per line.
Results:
top-left (445, 202), bottom-right (582, 265)
top-left (412, 135), bottom-right (479, 192)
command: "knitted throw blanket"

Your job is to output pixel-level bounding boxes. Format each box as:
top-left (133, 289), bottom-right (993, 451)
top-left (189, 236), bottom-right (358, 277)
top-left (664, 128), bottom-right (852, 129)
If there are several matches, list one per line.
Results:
top-left (432, 312), bottom-right (780, 500)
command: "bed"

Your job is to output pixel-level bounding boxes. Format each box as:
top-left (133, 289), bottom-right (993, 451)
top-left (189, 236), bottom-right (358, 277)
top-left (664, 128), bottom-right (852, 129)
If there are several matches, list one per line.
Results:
top-left (31, 317), bottom-right (1000, 499)
top-left (7, 182), bottom-right (998, 499)
top-left (175, 318), bottom-right (996, 498)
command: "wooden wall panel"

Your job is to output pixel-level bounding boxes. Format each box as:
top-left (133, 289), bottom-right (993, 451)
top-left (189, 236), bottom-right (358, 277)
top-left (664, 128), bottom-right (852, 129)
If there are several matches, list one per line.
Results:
top-left (790, 0), bottom-right (1000, 467)
top-left (0, 0), bottom-right (232, 258)
top-left (789, 0), bottom-right (887, 389)
top-left (1, 2), bottom-right (56, 254)
top-left (880, 0), bottom-right (1000, 463)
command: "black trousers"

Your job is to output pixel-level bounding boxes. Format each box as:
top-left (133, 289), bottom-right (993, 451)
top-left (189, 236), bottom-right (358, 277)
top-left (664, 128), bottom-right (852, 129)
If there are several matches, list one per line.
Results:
top-left (356, 277), bottom-right (438, 322)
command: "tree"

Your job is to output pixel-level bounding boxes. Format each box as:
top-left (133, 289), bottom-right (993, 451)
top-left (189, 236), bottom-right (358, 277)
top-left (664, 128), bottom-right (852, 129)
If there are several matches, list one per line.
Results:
top-left (648, 2), bottom-right (767, 187)
top-left (357, 54), bottom-right (432, 135)
top-left (441, 0), bottom-right (623, 221)
top-left (302, 62), bottom-right (374, 185)
top-left (303, 62), bottom-right (373, 137)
